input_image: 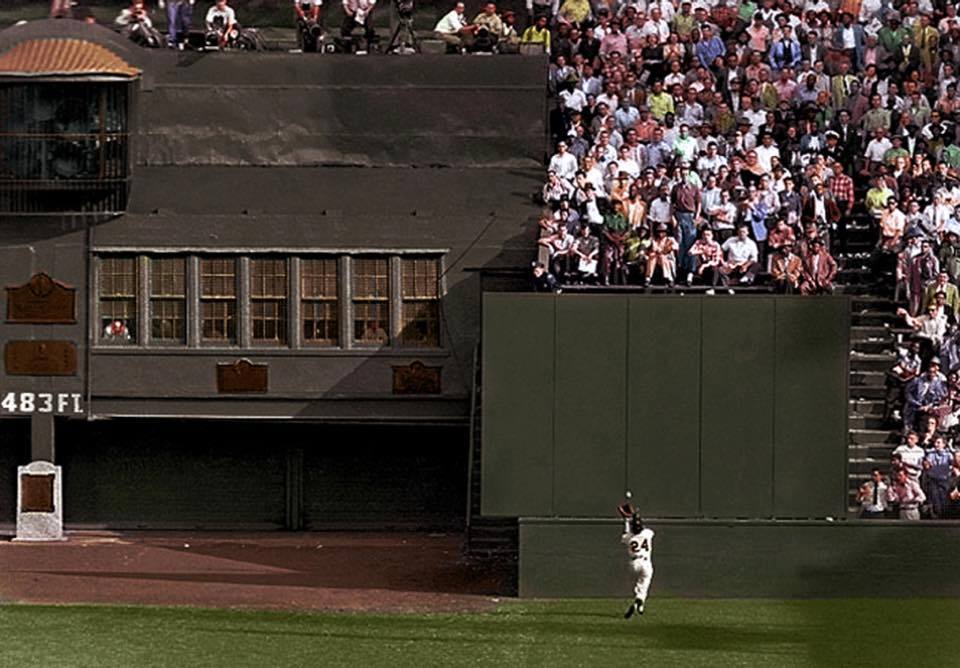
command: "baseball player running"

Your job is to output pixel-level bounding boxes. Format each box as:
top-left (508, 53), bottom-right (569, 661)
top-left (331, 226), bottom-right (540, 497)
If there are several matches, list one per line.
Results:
top-left (619, 499), bottom-right (654, 619)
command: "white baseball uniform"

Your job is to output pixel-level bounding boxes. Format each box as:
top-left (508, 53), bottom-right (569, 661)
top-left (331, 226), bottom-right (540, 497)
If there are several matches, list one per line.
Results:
top-left (621, 521), bottom-right (655, 601)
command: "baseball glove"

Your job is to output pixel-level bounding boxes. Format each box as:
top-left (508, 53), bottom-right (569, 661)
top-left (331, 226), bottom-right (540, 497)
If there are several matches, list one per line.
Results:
top-left (617, 502), bottom-right (635, 518)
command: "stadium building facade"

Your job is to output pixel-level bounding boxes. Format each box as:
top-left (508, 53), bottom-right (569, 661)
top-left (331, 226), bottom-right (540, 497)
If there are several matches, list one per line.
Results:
top-left (0, 19), bottom-right (546, 530)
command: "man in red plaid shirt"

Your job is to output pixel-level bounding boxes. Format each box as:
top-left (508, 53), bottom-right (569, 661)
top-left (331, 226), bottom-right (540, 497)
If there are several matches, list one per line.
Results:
top-left (829, 161), bottom-right (855, 255)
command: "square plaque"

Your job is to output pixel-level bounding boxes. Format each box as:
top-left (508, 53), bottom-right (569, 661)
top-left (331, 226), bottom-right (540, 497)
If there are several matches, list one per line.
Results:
top-left (20, 474), bottom-right (55, 513)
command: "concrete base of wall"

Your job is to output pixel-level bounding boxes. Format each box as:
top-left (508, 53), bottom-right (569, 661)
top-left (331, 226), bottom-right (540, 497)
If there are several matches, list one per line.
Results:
top-left (520, 518), bottom-right (960, 598)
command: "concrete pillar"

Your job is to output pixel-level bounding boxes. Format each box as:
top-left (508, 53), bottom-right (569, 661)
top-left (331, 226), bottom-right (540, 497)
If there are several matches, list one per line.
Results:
top-left (30, 414), bottom-right (55, 463)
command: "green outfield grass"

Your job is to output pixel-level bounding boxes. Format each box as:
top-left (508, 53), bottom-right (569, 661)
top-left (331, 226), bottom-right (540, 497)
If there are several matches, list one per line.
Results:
top-left (0, 598), bottom-right (954, 667)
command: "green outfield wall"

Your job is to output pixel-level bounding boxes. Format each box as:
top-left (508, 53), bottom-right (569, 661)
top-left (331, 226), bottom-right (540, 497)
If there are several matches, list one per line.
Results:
top-left (482, 294), bottom-right (850, 520)
top-left (520, 518), bottom-right (960, 598)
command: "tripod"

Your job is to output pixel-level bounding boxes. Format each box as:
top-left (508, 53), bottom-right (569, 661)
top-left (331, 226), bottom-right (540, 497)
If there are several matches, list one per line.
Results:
top-left (387, 13), bottom-right (419, 53)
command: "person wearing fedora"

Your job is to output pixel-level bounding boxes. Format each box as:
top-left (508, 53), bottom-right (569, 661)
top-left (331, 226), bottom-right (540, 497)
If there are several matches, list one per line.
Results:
top-left (799, 237), bottom-right (837, 295)
top-left (643, 222), bottom-right (678, 287)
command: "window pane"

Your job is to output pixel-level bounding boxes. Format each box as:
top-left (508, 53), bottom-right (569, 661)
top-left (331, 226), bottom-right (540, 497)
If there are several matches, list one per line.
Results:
top-left (353, 302), bottom-right (388, 344)
top-left (151, 257), bottom-right (185, 296)
top-left (401, 257), bottom-right (439, 299)
top-left (251, 258), bottom-right (288, 344)
top-left (302, 258), bottom-right (338, 346)
top-left (150, 257), bottom-right (185, 344)
top-left (151, 299), bottom-right (185, 342)
top-left (400, 257), bottom-right (440, 347)
top-left (303, 301), bottom-right (338, 345)
top-left (200, 258), bottom-right (236, 297)
top-left (251, 258), bottom-right (287, 298)
top-left (401, 301), bottom-right (440, 347)
top-left (201, 258), bottom-right (236, 344)
top-left (352, 258), bottom-right (389, 299)
top-left (100, 257), bottom-right (136, 297)
top-left (99, 256), bottom-right (136, 344)
top-left (252, 299), bottom-right (288, 344)
top-left (202, 300), bottom-right (236, 342)
top-left (301, 258), bottom-right (338, 298)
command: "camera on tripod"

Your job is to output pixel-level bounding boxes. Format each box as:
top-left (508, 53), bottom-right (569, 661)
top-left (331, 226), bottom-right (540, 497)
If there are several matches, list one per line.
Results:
top-left (395, 0), bottom-right (414, 19)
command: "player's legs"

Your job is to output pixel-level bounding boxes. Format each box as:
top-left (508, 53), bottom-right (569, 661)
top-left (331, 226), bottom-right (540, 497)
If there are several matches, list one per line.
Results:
top-left (633, 562), bottom-right (653, 606)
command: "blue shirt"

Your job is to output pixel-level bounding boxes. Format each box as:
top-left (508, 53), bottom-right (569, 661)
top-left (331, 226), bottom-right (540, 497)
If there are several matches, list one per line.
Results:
top-left (924, 448), bottom-right (954, 480)
top-left (696, 36), bottom-right (726, 69)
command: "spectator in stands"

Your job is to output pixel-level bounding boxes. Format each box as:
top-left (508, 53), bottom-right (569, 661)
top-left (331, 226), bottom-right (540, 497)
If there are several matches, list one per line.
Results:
top-left (903, 359), bottom-right (949, 432)
top-left (858, 468), bottom-right (890, 518)
top-left (771, 242), bottom-right (803, 294)
top-left (159, 0), bottom-right (195, 48)
top-left (887, 465), bottom-right (927, 520)
top-left (922, 435), bottom-right (954, 518)
top-left (906, 240), bottom-right (940, 315)
top-left (672, 164), bottom-right (701, 283)
top-left (435, 2), bottom-right (476, 52)
top-left (922, 272), bottom-right (960, 318)
top-left (116, 1), bottom-right (166, 47)
top-left (205, 0), bottom-right (237, 49)
top-left (498, 10), bottom-right (519, 52)
top-left (532, 262), bottom-right (561, 292)
top-left (644, 223), bottom-right (678, 287)
top-left (573, 224), bottom-right (599, 283)
top-left (548, 141), bottom-right (578, 184)
top-left (885, 340), bottom-right (923, 426)
top-left (472, 3), bottom-right (504, 52)
top-left (521, 15), bottom-right (551, 53)
top-left (721, 225), bottom-right (761, 290)
top-left (688, 228), bottom-right (724, 293)
top-left (340, 0), bottom-right (377, 51)
top-left (799, 238), bottom-right (838, 295)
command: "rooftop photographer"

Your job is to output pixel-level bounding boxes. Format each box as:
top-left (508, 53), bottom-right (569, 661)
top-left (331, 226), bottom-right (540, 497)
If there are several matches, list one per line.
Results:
top-left (295, 0), bottom-right (324, 52)
top-left (434, 2), bottom-right (478, 53)
top-left (115, 1), bottom-right (166, 48)
top-left (341, 0), bottom-right (378, 53)
top-left (205, 0), bottom-right (237, 49)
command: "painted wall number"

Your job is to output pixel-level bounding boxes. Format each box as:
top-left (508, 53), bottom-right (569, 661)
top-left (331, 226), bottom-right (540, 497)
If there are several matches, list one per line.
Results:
top-left (0, 392), bottom-right (82, 414)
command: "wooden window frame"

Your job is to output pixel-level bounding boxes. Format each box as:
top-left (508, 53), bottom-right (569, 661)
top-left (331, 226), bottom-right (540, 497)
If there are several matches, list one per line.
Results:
top-left (148, 256), bottom-right (187, 346)
top-left (249, 257), bottom-right (289, 346)
top-left (199, 256), bottom-right (239, 346)
top-left (92, 252), bottom-right (445, 352)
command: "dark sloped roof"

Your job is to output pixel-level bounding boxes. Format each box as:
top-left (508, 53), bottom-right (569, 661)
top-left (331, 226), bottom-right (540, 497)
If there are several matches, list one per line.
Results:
top-left (125, 166), bottom-right (542, 217)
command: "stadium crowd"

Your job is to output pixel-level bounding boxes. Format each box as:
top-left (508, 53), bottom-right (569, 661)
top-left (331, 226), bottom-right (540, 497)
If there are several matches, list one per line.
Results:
top-left (528, 0), bottom-right (960, 295)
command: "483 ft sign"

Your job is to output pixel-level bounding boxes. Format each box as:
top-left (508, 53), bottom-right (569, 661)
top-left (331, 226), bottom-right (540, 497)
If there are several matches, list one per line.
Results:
top-left (1, 392), bottom-right (82, 414)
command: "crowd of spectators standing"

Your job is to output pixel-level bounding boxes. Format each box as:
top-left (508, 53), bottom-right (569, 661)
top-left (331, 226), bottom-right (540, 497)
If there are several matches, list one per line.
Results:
top-left (529, 0), bottom-right (960, 295)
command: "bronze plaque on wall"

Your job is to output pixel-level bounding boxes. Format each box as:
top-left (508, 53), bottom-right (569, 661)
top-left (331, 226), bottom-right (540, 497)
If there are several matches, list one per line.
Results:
top-left (6, 273), bottom-right (76, 323)
top-left (21, 475), bottom-right (55, 512)
top-left (5, 341), bottom-right (77, 376)
top-left (217, 359), bottom-right (268, 393)
top-left (392, 361), bottom-right (442, 395)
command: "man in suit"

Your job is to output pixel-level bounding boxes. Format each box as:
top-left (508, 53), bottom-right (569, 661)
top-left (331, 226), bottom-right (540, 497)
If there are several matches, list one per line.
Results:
top-left (894, 32), bottom-right (922, 78)
top-left (831, 60), bottom-right (858, 109)
top-left (769, 25), bottom-right (801, 72)
top-left (832, 11), bottom-right (865, 70)
top-left (922, 272), bottom-right (960, 318)
top-left (800, 237), bottom-right (838, 294)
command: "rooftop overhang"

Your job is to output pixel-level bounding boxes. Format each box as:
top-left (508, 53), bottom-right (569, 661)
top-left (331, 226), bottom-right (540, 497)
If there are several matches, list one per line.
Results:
top-left (0, 38), bottom-right (140, 82)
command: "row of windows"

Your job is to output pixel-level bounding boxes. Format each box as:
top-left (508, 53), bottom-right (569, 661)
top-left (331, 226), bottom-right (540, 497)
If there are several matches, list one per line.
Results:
top-left (97, 255), bottom-right (442, 348)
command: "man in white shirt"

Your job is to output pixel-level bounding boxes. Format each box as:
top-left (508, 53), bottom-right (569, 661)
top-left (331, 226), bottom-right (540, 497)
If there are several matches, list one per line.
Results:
top-left (205, 0), bottom-right (237, 48)
top-left (548, 141), bottom-right (579, 184)
top-left (754, 132), bottom-right (780, 174)
top-left (616, 145), bottom-right (640, 179)
top-left (434, 2), bottom-right (475, 49)
top-left (863, 128), bottom-right (892, 169)
top-left (721, 225), bottom-right (761, 286)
